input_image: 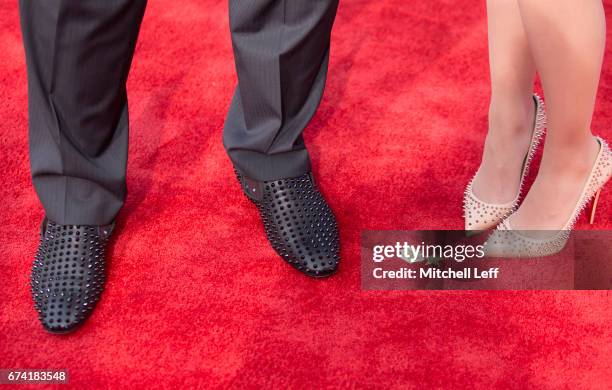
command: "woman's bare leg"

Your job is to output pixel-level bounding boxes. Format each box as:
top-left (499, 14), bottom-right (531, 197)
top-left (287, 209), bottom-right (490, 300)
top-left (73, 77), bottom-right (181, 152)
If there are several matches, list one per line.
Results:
top-left (510, 0), bottom-right (605, 230)
top-left (472, 0), bottom-right (537, 204)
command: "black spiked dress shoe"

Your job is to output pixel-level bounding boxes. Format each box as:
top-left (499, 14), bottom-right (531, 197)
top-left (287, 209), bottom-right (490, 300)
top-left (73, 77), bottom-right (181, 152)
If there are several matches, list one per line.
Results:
top-left (31, 218), bottom-right (113, 333)
top-left (236, 170), bottom-right (340, 277)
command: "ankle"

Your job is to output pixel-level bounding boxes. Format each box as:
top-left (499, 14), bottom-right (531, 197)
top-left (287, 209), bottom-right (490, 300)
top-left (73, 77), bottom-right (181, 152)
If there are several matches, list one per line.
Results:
top-left (541, 137), bottom-right (600, 176)
top-left (488, 96), bottom-right (535, 138)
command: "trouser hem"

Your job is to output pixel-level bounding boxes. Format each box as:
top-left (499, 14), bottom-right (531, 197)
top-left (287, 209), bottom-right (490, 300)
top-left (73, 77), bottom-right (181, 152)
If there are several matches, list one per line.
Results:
top-left (228, 148), bottom-right (311, 181)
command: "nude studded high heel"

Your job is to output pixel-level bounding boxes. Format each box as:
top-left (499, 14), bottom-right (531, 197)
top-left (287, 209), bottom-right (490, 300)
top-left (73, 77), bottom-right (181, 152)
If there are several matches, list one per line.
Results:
top-left (464, 94), bottom-right (546, 232)
top-left (484, 136), bottom-right (612, 258)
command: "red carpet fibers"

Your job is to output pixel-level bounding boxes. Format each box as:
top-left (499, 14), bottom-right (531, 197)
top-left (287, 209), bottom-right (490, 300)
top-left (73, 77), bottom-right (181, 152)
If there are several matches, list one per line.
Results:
top-left (1, 0), bottom-right (611, 388)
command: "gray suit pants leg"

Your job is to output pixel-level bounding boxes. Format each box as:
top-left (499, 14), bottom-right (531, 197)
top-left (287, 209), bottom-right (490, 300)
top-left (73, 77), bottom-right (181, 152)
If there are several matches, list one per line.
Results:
top-left (19, 0), bottom-right (147, 225)
top-left (224, 0), bottom-right (339, 181)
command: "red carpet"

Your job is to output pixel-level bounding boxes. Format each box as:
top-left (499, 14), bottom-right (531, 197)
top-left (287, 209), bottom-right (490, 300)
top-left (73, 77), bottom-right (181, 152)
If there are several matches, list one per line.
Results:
top-left (1, 0), bottom-right (611, 388)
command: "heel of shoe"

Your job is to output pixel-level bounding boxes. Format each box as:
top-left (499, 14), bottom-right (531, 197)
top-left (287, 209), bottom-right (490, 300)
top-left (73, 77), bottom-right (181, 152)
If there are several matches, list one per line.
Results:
top-left (589, 189), bottom-right (602, 225)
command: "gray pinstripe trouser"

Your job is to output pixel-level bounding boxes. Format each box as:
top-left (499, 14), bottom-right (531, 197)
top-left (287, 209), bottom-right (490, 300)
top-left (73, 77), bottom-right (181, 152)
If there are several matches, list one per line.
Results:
top-left (19, 0), bottom-right (338, 225)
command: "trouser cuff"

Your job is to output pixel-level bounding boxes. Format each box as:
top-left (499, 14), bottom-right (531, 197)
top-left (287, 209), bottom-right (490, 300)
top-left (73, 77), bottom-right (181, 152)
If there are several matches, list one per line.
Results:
top-left (228, 149), bottom-right (311, 181)
top-left (34, 175), bottom-right (124, 226)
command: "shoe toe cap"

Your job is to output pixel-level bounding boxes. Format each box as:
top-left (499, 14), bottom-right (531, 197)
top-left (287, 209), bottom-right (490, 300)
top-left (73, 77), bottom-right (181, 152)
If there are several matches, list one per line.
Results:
top-left (41, 315), bottom-right (83, 334)
top-left (33, 291), bottom-right (99, 334)
top-left (293, 253), bottom-right (339, 278)
top-left (483, 229), bottom-right (525, 258)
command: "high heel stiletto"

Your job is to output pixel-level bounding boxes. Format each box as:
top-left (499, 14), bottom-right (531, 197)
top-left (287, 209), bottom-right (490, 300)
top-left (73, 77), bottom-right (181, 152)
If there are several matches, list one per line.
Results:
top-left (464, 94), bottom-right (546, 232)
top-left (484, 137), bottom-right (612, 257)
top-left (589, 189), bottom-right (601, 225)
